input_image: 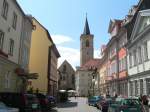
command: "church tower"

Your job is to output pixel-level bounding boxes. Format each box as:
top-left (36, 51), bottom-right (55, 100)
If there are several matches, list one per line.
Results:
top-left (80, 17), bottom-right (94, 66)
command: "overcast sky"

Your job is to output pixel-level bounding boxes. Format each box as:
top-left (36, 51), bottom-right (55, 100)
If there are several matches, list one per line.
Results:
top-left (17, 0), bottom-right (139, 69)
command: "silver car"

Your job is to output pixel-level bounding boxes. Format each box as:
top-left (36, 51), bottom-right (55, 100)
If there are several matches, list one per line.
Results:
top-left (0, 102), bottom-right (19, 112)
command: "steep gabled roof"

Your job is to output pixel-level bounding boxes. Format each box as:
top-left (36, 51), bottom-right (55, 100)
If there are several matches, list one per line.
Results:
top-left (130, 9), bottom-right (150, 43)
top-left (58, 60), bottom-right (75, 72)
top-left (80, 59), bottom-right (101, 70)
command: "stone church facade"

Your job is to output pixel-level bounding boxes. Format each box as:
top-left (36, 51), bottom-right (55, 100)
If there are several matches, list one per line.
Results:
top-left (58, 60), bottom-right (75, 90)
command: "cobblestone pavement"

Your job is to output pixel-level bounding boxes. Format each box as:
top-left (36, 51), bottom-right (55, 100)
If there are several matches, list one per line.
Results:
top-left (50, 97), bottom-right (100, 112)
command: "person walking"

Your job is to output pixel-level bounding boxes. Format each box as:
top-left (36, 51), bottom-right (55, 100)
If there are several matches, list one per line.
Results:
top-left (142, 95), bottom-right (149, 112)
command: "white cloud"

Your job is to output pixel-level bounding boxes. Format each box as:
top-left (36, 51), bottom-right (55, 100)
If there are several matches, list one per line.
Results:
top-left (58, 47), bottom-right (101, 70)
top-left (58, 46), bottom-right (80, 70)
top-left (53, 35), bottom-right (102, 70)
top-left (94, 49), bottom-right (101, 58)
top-left (51, 35), bottom-right (74, 45)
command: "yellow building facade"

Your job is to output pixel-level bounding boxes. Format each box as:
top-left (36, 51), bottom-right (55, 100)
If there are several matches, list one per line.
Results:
top-left (98, 60), bottom-right (107, 96)
top-left (29, 18), bottom-right (53, 93)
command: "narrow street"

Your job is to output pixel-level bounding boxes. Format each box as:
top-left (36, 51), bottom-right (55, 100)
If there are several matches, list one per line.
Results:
top-left (51, 97), bottom-right (100, 112)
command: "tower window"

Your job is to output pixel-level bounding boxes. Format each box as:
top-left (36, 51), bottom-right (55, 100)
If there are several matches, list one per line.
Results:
top-left (86, 40), bottom-right (89, 47)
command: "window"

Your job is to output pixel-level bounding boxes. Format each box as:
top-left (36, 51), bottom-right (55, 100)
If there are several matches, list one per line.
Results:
top-left (146, 78), bottom-right (150, 95)
top-left (135, 80), bottom-right (138, 95)
top-left (12, 12), bottom-right (17, 29)
top-left (63, 65), bottom-right (66, 72)
top-left (133, 50), bottom-right (137, 66)
top-left (129, 53), bottom-right (132, 68)
top-left (86, 40), bottom-right (89, 47)
top-left (111, 62), bottom-right (116, 74)
top-left (119, 59), bottom-right (121, 72)
top-left (140, 79), bottom-right (143, 95)
top-left (5, 71), bottom-right (11, 89)
top-left (144, 41), bottom-right (148, 61)
top-left (1, 0), bottom-right (8, 20)
top-left (119, 57), bottom-right (127, 72)
top-left (138, 47), bottom-right (142, 64)
top-left (130, 82), bottom-right (133, 96)
top-left (0, 31), bottom-right (4, 50)
top-left (9, 39), bottom-right (14, 55)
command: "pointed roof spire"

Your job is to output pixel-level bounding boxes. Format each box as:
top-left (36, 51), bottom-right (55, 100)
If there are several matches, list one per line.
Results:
top-left (83, 14), bottom-right (90, 35)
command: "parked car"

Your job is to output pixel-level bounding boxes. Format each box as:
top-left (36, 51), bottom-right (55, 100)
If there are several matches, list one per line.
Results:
top-left (0, 92), bottom-right (41, 112)
top-left (88, 96), bottom-right (103, 106)
top-left (108, 98), bottom-right (145, 112)
top-left (47, 96), bottom-right (56, 109)
top-left (35, 93), bottom-right (49, 111)
top-left (0, 102), bottom-right (19, 112)
top-left (97, 98), bottom-right (114, 112)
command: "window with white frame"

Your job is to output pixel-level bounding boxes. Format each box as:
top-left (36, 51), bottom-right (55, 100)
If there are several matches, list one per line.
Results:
top-left (12, 12), bottom-right (17, 29)
top-left (9, 39), bottom-right (14, 55)
top-left (111, 62), bottom-right (116, 74)
top-left (143, 41), bottom-right (148, 61)
top-left (138, 47), bottom-right (142, 64)
top-left (129, 53), bottom-right (132, 68)
top-left (119, 57), bottom-right (127, 72)
top-left (5, 71), bottom-right (11, 89)
top-left (1, 0), bottom-right (8, 20)
top-left (0, 30), bottom-right (4, 50)
top-left (133, 50), bottom-right (137, 66)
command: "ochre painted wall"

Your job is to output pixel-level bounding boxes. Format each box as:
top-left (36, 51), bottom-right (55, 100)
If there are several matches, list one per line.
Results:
top-left (29, 19), bottom-right (52, 93)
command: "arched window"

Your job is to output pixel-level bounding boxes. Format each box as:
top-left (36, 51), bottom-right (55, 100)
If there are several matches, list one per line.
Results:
top-left (86, 40), bottom-right (89, 47)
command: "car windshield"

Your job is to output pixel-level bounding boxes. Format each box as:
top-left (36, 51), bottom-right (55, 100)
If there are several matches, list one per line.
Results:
top-left (89, 96), bottom-right (97, 100)
top-left (123, 99), bottom-right (140, 105)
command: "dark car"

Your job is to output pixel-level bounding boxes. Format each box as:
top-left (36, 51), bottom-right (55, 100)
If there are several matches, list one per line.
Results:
top-left (108, 98), bottom-right (145, 112)
top-left (0, 92), bottom-right (41, 112)
top-left (47, 96), bottom-right (56, 109)
top-left (88, 96), bottom-right (103, 106)
top-left (97, 98), bottom-right (114, 112)
top-left (35, 93), bottom-right (49, 111)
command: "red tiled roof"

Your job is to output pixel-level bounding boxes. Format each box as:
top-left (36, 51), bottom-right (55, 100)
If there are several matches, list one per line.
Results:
top-left (80, 59), bottom-right (101, 70)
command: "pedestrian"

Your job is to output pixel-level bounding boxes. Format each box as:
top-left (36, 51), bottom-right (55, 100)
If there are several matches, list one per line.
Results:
top-left (142, 95), bottom-right (149, 112)
top-left (36, 88), bottom-right (39, 94)
top-left (75, 93), bottom-right (77, 99)
top-left (115, 93), bottom-right (118, 98)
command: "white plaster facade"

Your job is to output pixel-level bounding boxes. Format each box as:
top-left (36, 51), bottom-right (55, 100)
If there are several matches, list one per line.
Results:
top-left (0, 0), bottom-right (23, 63)
top-left (127, 9), bottom-right (150, 96)
top-left (75, 68), bottom-right (99, 97)
top-left (76, 69), bottom-right (93, 96)
top-left (0, 0), bottom-right (33, 92)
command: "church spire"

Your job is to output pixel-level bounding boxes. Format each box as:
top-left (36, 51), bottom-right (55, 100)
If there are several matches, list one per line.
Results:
top-left (83, 15), bottom-right (90, 35)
